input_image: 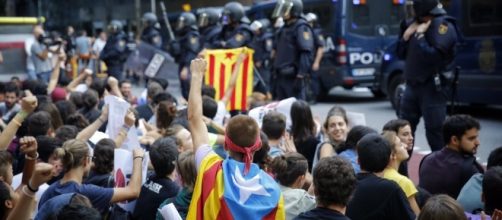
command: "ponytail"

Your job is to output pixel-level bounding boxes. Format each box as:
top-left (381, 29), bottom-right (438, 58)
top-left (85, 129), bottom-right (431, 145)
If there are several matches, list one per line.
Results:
top-left (270, 152), bottom-right (308, 187)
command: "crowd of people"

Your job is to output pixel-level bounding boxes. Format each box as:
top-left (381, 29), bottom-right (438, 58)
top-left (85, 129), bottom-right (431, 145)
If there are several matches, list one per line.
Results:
top-left (1, 0), bottom-right (502, 219)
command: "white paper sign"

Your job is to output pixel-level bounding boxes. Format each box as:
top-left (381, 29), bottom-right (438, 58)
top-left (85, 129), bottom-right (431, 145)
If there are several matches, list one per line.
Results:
top-left (248, 97), bottom-right (296, 129)
top-left (113, 148), bottom-right (150, 212)
top-left (104, 95), bottom-right (141, 151)
top-left (158, 203), bottom-right (182, 220)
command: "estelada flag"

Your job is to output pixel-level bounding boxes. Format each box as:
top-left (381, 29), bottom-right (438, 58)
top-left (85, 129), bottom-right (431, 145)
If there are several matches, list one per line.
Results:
top-left (204, 47), bottom-right (254, 111)
top-left (187, 152), bottom-right (285, 220)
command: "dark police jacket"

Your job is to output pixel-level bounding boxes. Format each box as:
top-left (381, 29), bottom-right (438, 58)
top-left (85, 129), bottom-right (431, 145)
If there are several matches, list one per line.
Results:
top-left (273, 18), bottom-right (315, 78)
top-left (100, 31), bottom-right (131, 66)
top-left (171, 28), bottom-right (201, 68)
top-left (200, 24), bottom-right (222, 49)
top-left (218, 22), bottom-right (254, 49)
top-left (397, 13), bottom-right (459, 84)
top-left (141, 26), bottom-right (162, 49)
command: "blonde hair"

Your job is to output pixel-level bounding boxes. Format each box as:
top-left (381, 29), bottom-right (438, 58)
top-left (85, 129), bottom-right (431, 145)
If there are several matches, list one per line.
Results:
top-left (176, 150), bottom-right (196, 191)
top-left (382, 130), bottom-right (399, 153)
top-left (54, 139), bottom-right (89, 171)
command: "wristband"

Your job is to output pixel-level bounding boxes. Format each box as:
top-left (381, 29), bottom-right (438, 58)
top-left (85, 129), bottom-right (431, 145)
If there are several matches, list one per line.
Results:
top-left (122, 124), bottom-right (131, 132)
top-left (22, 186), bottom-right (36, 198)
top-left (133, 156), bottom-right (144, 161)
top-left (27, 181), bottom-right (39, 193)
top-left (11, 119), bottom-right (22, 127)
top-left (25, 152), bottom-right (39, 160)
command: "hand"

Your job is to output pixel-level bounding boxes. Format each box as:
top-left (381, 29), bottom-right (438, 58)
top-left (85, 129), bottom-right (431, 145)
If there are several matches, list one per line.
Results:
top-left (237, 50), bottom-right (247, 63)
top-left (83, 68), bottom-right (93, 76)
top-left (403, 22), bottom-right (419, 41)
top-left (416, 20), bottom-right (432, 33)
top-left (29, 163), bottom-right (55, 189)
top-left (100, 104), bottom-right (109, 121)
top-left (133, 148), bottom-right (145, 159)
top-left (57, 52), bottom-right (67, 62)
top-left (312, 62), bottom-right (320, 71)
top-left (20, 136), bottom-right (38, 158)
top-left (180, 67), bottom-right (189, 80)
top-left (108, 76), bottom-right (119, 87)
top-left (124, 110), bottom-right (136, 127)
top-left (21, 96), bottom-right (38, 113)
top-left (283, 132), bottom-right (297, 153)
top-left (190, 58), bottom-right (207, 76)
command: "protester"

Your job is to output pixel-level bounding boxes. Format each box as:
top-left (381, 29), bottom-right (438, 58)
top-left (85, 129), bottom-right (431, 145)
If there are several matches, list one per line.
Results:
top-left (186, 58), bottom-right (285, 219)
top-left (270, 152), bottom-right (315, 219)
top-left (295, 156), bottom-right (356, 220)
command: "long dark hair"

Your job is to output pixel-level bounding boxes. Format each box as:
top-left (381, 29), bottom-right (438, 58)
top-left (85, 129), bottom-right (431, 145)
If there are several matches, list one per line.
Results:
top-left (290, 100), bottom-right (316, 142)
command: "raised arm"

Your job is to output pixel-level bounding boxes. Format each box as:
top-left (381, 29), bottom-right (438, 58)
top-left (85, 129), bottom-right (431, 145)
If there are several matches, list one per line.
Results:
top-left (0, 96), bottom-right (37, 151)
top-left (18, 136), bottom-right (38, 188)
top-left (221, 50), bottom-right (247, 104)
top-left (111, 148), bottom-right (144, 202)
top-left (188, 58), bottom-right (209, 151)
top-left (107, 76), bottom-right (124, 99)
top-left (47, 52), bottom-right (66, 94)
top-left (66, 68), bottom-right (93, 92)
top-left (76, 105), bottom-right (108, 141)
top-left (114, 110), bottom-right (136, 148)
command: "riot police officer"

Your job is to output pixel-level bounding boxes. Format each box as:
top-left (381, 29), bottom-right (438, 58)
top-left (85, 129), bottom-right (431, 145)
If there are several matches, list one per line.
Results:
top-left (216, 2), bottom-right (253, 49)
top-left (197, 8), bottom-right (222, 49)
top-left (141, 12), bottom-right (162, 49)
top-left (397, 0), bottom-right (459, 160)
top-left (100, 20), bottom-right (133, 80)
top-left (250, 19), bottom-right (274, 95)
top-left (170, 12), bottom-right (202, 99)
top-left (305, 12), bottom-right (325, 103)
top-left (272, 0), bottom-right (315, 100)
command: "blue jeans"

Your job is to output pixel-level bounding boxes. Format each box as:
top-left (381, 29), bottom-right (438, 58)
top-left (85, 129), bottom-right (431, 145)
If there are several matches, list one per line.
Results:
top-left (36, 70), bottom-right (52, 83)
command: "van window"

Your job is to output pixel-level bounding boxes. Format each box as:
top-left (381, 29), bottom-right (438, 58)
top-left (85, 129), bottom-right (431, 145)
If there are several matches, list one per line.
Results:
top-left (389, 2), bottom-right (406, 35)
top-left (463, 0), bottom-right (502, 36)
top-left (304, 1), bottom-right (336, 32)
top-left (350, 3), bottom-right (373, 36)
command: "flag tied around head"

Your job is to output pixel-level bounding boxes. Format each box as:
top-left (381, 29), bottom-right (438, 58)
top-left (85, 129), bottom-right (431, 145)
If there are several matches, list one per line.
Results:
top-left (204, 47), bottom-right (254, 111)
top-left (187, 153), bottom-right (285, 220)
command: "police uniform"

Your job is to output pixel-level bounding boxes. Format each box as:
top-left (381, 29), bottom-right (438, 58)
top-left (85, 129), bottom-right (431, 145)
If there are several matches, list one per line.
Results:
top-left (217, 23), bottom-right (254, 49)
top-left (141, 26), bottom-right (162, 49)
top-left (100, 31), bottom-right (131, 80)
top-left (273, 18), bottom-right (315, 100)
top-left (251, 30), bottom-right (274, 94)
top-left (309, 27), bottom-right (325, 101)
top-left (200, 24), bottom-right (222, 49)
top-left (397, 8), bottom-right (459, 153)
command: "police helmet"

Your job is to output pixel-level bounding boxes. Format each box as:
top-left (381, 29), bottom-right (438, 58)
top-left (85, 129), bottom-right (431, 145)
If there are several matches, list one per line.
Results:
top-left (412, 0), bottom-right (442, 18)
top-left (197, 8), bottom-right (220, 28)
top-left (176, 12), bottom-right (197, 31)
top-left (250, 19), bottom-right (271, 32)
top-left (304, 13), bottom-right (317, 24)
top-left (142, 12), bottom-right (158, 26)
top-left (221, 2), bottom-right (245, 25)
top-left (272, 0), bottom-right (303, 19)
top-left (108, 20), bottom-right (123, 33)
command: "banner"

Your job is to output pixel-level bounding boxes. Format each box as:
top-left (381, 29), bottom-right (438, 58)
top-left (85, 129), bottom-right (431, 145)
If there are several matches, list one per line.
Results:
top-left (204, 47), bottom-right (254, 111)
top-left (104, 95), bottom-right (140, 151)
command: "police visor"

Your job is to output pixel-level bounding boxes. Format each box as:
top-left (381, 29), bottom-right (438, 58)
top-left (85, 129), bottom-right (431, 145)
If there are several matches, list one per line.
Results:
top-left (176, 16), bottom-right (186, 31)
top-left (198, 13), bottom-right (209, 28)
top-left (272, 0), bottom-right (294, 19)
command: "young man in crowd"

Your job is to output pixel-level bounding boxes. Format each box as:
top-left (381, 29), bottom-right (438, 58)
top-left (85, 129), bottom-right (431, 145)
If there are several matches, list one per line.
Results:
top-left (295, 156), bottom-right (356, 220)
top-left (187, 58), bottom-right (285, 219)
top-left (419, 114), bottom-right (484, 198)
top-left (346, 133), bottom-right (415, 220)
top-left (0, 83), bottom-right (20, 123)
top-left (132, 137), bottom-right (180, 220)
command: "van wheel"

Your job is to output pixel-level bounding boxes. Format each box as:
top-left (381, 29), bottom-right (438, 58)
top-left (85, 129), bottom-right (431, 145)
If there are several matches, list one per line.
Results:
top-left (388, 74), bottom-right (405, 110)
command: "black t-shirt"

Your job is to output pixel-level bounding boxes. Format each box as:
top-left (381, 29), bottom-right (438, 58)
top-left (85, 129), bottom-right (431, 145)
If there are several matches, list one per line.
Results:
top-left (295, 136), bottom-right (320, 172)
top-left (346, 173), bottom-right (415, 220)
top-left (294, 207), bottom-right (350, 220)
top-left (131, 175), bottom-right (180, 220)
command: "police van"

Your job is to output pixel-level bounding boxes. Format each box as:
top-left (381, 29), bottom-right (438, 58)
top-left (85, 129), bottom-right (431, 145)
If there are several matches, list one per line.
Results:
top-left (246, 0), bottom-right (407, 98)
top-left (380, 0), bottom-right (502, 108)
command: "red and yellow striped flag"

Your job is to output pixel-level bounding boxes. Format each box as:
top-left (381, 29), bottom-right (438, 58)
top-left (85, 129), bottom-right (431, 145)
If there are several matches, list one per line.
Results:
top-left (204, 47), bottom-right (254, 111)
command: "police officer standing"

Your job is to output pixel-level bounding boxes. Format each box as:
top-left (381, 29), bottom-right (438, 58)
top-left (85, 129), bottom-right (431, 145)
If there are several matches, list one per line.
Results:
top-left (170, 12), bottom-right (202, 99)
top-left (197, 8), bottom-right (222, 49)
top-left (250, 19), bottom-right (274, 95)
top-left (272, 0), bottom-right (315, 100)
top-left (305, 12), bottom-right (325, 103)
top-left (100, 20), bottom-right (133, 80)
top-left (141, 12), bottom-right (163, 49)
top-left (397, 0), bottom-right (459, 163)
top-left (216, 2), bottom-right (253, 49)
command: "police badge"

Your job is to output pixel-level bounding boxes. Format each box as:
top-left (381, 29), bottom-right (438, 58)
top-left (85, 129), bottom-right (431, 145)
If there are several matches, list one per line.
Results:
top-left (303, 31), bottom-right (310, 40)
top-left (438, 24), bottom-right (448, 35)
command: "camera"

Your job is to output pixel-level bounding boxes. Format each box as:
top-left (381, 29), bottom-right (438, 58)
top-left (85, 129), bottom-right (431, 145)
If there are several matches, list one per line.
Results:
top-left (37, 34), bottom-right (62, 47)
